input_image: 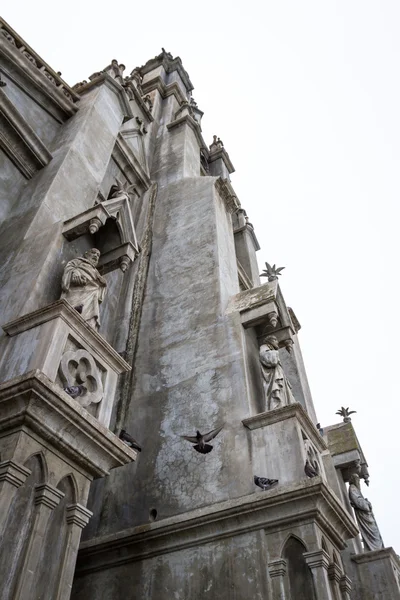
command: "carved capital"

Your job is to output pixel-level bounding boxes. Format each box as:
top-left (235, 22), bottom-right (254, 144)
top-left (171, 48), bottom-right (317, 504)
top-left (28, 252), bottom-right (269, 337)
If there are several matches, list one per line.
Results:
top-left (339, 574), bottom-right (352, 593)
top-left (34, 483), bottom-right (65, 509)
top-left (66, 503), bottom-right (93, 528)
top-left (304, 549), bottom-right (330, 570)
top-left (0, 460), bottom-right (31, 487)
top-left (328, 562), bottom-right (343, 583)
top-left (268, 558), bottom-right (287, 578)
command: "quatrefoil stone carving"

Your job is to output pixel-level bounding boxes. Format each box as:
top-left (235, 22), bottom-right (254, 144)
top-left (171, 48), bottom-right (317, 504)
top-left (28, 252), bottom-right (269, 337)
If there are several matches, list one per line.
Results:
top-left (59, 349), bottom-right (103, 407)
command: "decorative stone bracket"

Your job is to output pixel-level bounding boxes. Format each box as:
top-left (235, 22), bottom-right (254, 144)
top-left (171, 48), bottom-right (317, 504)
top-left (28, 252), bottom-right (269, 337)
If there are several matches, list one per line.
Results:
top-left (226, 279), bottom-right (297, 352)
top-left (1, 299), bottom-right (130, 426)
top-left (62, 192), bottom-right (139, 274)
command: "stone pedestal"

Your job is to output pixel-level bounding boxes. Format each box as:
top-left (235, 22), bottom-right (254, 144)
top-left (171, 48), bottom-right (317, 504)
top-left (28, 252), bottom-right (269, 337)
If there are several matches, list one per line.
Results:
top-left (351, 547), bottom-right (400, 599)
top-left (243, 403), bottom-right (328, 486)
top-left (1, 299), bottom-right (130, 426)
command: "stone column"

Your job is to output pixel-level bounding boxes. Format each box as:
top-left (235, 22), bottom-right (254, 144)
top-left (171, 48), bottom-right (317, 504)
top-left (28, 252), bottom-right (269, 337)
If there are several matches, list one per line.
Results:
top-left (268, 558), bottom-right (287, 600)
top-left (14, 483), bottom-right (64, 600)
top-left (328, 563), bottom-right (343, 600)
top-left (55, 503), bottom-right (92, 600)
top-left (304, 549), bottom-right (334, 600)
top-left (0, 460), bottom-right (31, 534)
top-left (339, 575), bottom-right (352, 600)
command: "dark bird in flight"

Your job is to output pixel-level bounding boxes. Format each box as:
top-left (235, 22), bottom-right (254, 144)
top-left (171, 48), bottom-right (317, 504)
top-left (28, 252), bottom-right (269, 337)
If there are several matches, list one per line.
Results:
top-left (304, 459), bottom-right (319, 478)
top-left (181, 425), bottom-right (224, 454)
top-left (254, 476), bottom-right (278, 490)
top-left (119, 429), bottom-right (142, 452)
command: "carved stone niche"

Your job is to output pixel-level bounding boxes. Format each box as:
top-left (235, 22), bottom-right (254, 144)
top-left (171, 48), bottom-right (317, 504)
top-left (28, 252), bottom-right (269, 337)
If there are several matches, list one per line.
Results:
top-left (1, 300), bottom-right (130, 426)
top-left (226, 279), bottom-right (296, 352)
top-left (62, 191), bottom-right (139, 274)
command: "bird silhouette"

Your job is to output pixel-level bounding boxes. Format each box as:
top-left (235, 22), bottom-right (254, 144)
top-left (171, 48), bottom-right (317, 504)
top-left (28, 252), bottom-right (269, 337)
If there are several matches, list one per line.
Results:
top-left (119, 429), bottom-right (142, 452)
top-left (254, 476), bottom-right (278, 490)
top-left (316, 423), bottom-right (324, 436)
top-left (304, 459), bottom-right (319, 478)
top-left (181, 425), bottom-right (224, 453)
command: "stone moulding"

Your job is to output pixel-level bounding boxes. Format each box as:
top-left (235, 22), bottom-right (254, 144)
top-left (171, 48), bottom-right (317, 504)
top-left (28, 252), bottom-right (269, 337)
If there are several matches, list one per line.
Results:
top-left (214, 177), bottom-right (241, 214)
top-left (114, 134), bottom-right (151, 191)
top-left (2, 299), bottom-right (130, 374)
top-left (351, 547), bottom-right (400, 566)
top-left (242, 402), bottom-right (328, 453)
top-left (140, 53), bottom-right (193, 92)
top-left (208, 145), bottom-right (235, 174)
top-left (142, 76), bottom-right (187, 108)
top-left (0, 370), bottom-right (137, 477)
top-left (0, 89), bottom-right (52, 178)
top-left (75, 479), bottom-right (358, 575)
top-left (0, 21), bottom-right (79, 116)
top-left (76, 74), bottom-right (133, 123)
top-left (166, 113), bottom-right (208, 152)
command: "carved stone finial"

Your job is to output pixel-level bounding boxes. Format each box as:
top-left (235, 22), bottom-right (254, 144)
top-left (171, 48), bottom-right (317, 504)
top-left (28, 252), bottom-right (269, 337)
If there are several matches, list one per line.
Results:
top-left (260, 262), bottom-right (285, 282)
top-left (60, 248), bottom-right (107, 330)
top-left (336, 406), bottom-right (357, 423)
top-left (89, 217), bottom-right (102, 234)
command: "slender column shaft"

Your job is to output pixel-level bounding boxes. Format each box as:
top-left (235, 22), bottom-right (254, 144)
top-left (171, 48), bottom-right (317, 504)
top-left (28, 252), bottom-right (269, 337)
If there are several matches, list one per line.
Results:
top-left (304, 550), bottom-right (335, 600)
top-left (268, 558), bottom-right (287, 600)
top-left (0, 460), bottom-right (31, 535)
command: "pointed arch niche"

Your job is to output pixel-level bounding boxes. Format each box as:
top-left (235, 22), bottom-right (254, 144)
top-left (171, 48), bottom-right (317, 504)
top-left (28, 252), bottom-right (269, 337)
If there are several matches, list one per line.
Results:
top-left (282, 536), bottom-right (317, 600)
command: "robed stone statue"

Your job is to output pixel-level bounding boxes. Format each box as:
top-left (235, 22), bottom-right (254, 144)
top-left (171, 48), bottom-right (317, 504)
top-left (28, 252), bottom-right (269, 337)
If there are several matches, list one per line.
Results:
top-left (259, 335), bottom-right (295, 411)
top-left (61, 248), bottom-right (107, 329)
top-left (348, 473), bottom-right (384, 552)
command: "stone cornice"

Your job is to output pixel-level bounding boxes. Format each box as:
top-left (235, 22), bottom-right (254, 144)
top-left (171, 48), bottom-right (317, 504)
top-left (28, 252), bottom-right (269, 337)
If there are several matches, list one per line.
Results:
top-left (0, 88), bottom-right (52, 178)
top-left (233, 223), bottom-right (261, 251)
top-left (2, 299), bottom-right (130, 374)
top-left (113, 134), bottom-right (151, 190)
top-left (140, 53), bottom-right (193, 92)
top-left (166, 113), bottom-right (207, 151)
top-left (76, 74), bottom-right (133, 123)
top-left (242, 403), bottom-right (328, 453)
top-left (0, 370), bottom-right (137, 477)
top-left (0, 22), bottom-right (78, 117)
top-left (123, 81), bottom-right (154, 121)
top-left (75, 479), bottom-right (358, 575)
top-left (141, 76), bottom-right (187, 105)
top-left (208, 146), bottom-right (235, 174)
top-left (351, 547), bottom-right (400, 567)
top-left (214, 178), bottom-right (241, 214)
top-left (304, 549), bottom-right (330, 570)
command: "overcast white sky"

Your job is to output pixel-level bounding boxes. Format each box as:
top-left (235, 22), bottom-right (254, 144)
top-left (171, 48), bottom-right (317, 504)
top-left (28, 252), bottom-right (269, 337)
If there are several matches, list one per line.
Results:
top-left (4, 1), bottom-right (399, 550)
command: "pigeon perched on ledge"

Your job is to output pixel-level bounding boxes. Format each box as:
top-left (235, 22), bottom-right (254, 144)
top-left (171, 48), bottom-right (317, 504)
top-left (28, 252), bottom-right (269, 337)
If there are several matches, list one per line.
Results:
top-left (254, 476), bottom-right (279, 490)
top-left (64, 384), bottom-right (86, 399)
top-left (119, 430), bottom-right (142, 452)
top-left (181, 425), bottom-right (224, 454)
top-left (304, 459), bottom-right (319, 478)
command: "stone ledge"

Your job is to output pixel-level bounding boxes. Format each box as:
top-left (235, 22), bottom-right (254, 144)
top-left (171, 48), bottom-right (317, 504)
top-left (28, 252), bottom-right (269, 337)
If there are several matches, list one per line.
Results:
top-left (242, 402), bottom-right (327, 453)
top-left (166, 113), bottom-right (207, 152)
top-left (75, 478), bottom-right (357, 575)
top-left (214, 177), bottom-right (240, 214)
top-left (0, 370), bottom-right (137, 477)
top-left (2, 299), bottom-right (130, 374)
top-left (142, 76), bottom-right (187, 106)
top-left (351, 547), bottom-right (400, 567)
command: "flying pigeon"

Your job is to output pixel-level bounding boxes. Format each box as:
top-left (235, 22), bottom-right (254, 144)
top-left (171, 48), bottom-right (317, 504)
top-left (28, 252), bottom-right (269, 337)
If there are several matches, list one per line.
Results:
top-left (254, 476), bottom-right (279, 490)
top-left (181, 425), bottom-right (224, 454)
top-left (304, 459), bottom-right (319, 478)
top-left (64, 384), bottom-right (86, 399)
top-left (119, 429), bottom-right (142, 452)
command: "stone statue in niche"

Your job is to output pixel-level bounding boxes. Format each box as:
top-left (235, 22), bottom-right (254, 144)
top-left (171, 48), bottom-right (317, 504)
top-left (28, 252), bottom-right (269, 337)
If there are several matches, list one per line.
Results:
top-left (61, 248), bottom-right (107, 329)
top-left (259, 335), bottom-right (295, 411)
top-left (348, 473), bottom-right (384, 552)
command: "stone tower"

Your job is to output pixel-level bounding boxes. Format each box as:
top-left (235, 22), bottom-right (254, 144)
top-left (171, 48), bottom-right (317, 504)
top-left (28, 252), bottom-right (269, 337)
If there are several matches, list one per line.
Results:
top-left (0, 16), bottom-right (399, 600)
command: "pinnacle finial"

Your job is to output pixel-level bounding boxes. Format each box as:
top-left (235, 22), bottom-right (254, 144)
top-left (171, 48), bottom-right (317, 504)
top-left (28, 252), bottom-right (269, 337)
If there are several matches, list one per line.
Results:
top-left (260, 262), bottom-right (285, 282)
